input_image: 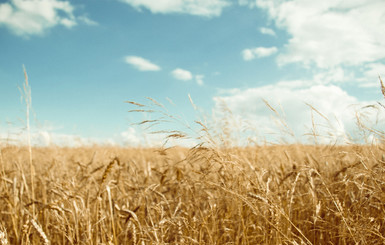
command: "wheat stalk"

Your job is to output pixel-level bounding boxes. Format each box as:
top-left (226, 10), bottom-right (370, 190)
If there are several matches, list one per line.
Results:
top-left (380, 76), bottom-right (385, 98)
top-left (20, 65), bottom-right (35, 217)
top-left (30, 219), bottom-right (50, 245)
top-left (0, 224), bottom-right (9, 245)
top-left (106, 185), bottom-right (117, 245)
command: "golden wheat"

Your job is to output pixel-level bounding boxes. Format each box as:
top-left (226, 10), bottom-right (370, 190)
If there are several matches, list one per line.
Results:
top-left (0, 144), bottom-right (384, 244)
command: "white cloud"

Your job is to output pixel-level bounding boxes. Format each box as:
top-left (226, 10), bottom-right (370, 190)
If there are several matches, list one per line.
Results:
top-left (120, 127), bottom-right (142, 146)
top-left (120, 127), bottom-right (197, 147)
top-left (0, 129), bottom-right (114, 147)
top-left (363, 63), bottom-right (385, 81)
top-left (238, 0), bottom-right (256, 8)
top-left (255, 0), bottom-right (385, 68)
top-left (0, 0), bottom-right (94, 36)
top-left (259, 27), bottom-right (276, 36)
top-left (0, 126), bottom-right (163, 147)
top-left (195, 75), bottom-right (204, 86)
top-left (120, 0), bottom-right (231, 17)
top-left (124, 56), bottom-right (161, 71)
top-left (59, 18), bottom-right (76, 28)
top-left (242, 46), bottom-right (278, 61)
top-left (352, 62), bottom-right (385, 88)
top-left (171, 69), bottom-right (205, 85)
top-left (119, 127), bottom-right (167, 147)
top-left (213, 82), bottom-right (384, 144)
top-left (171, 68), bottom-right (193, 81)
top-left (312, 67), bottom-right (355, 85)
top-left (0, 120), bottom-right (196, 148)
top-left (0, 126), bottom-right (134, 146)
top-left (77, 15), bottom-right (98, 26)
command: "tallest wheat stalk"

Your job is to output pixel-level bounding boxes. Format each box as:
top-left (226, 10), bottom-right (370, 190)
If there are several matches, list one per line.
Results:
top-left (22, 65), bottom-right (35, 217)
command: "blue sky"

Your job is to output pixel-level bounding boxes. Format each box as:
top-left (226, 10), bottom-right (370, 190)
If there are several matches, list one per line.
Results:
top-left (1, 0), bottom-right (385, 146)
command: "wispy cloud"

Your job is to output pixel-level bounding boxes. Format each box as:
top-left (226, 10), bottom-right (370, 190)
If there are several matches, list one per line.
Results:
top-left (77, 15), bottom-right (98, 26)
top-left (259, 27), bottom-right (275, 36)
top-left (171, 68), bottom-right (193, 81)
top-left (124, 56), bottom-right (161, 71)
top-left (195, 75), bottom-right (204, 86)
top-left (0, 0), bottom-right (95, 37)
top-left (357, 62), bottom-right (385, 87)
top-left (242, 47), bottom-right (278, 61)
top-left (119, 0), bottom-right (231, 17)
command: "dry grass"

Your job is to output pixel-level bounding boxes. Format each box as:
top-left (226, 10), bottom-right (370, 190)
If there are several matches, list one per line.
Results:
top-left (0, 143), bottom-right (385, 244)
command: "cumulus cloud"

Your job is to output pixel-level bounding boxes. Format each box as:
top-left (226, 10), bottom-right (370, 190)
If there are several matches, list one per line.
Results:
top-left (238, 1), bottom-right (385, 103)
top-left (213, 82), bottom-right (384, 144)
top-left (242, 47), bottom-right (278, 61)
top-left (254, 0), bottom-right (385, 68)
top-left (171, 68), bottom-right (193, 81)
top-left (259, 27), bottom-right (276, 36)
top-left (120, 0), bottom-right (231, 17)
top-left (124, 56), bottom-right (161, 71)
top-left (171, 69), bottom-right (205, 85)
top-left (0, 0), bottom-right (95, 36)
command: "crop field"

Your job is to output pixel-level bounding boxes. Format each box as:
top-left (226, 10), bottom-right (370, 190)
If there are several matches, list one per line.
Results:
top-left (1, 77), bottom-right (385, 244)
top-left (1, 140), bottom-right (385, 244)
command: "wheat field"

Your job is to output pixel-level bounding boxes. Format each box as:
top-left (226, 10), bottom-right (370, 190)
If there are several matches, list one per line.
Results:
top-left (0, 142), bottom-right (385, 244)
top-left (1, 74), bottom-right (385, 244)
